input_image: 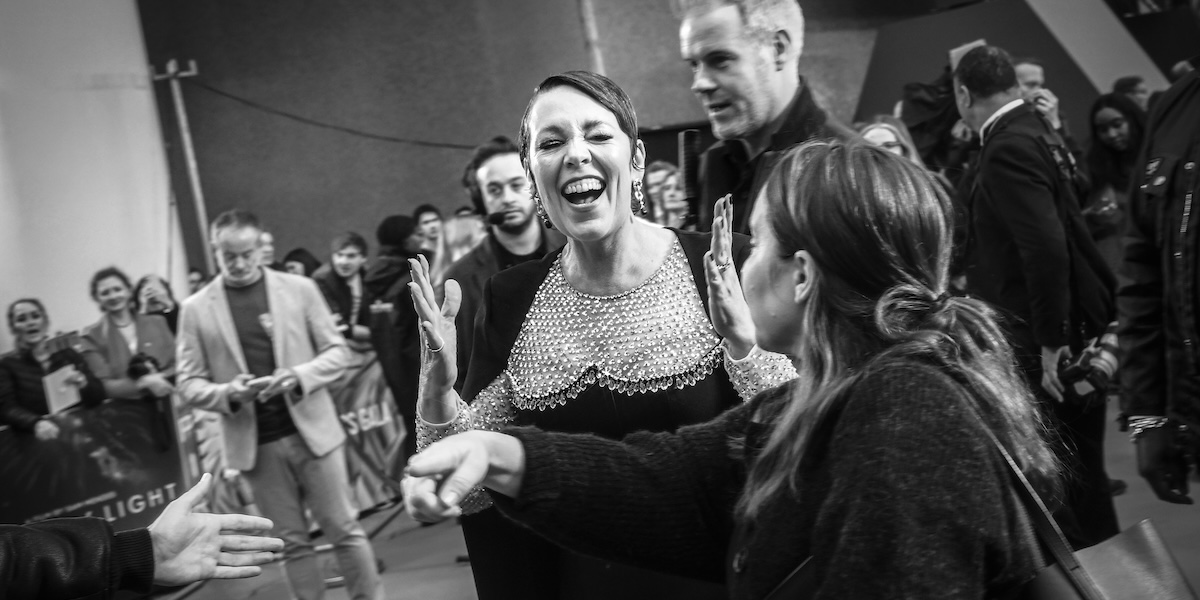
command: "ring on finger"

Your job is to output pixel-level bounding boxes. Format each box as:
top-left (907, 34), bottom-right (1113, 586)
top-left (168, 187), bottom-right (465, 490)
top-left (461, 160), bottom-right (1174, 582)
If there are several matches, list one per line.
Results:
top-left (716, 261), bottom-right (731, 272)
top-left (426, 338), bottom-right (445, 353)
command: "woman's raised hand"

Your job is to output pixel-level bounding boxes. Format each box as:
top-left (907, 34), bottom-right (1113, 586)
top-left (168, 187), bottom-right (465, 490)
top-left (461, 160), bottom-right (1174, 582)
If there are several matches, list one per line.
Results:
top-left (408, 255), bottom-right (461, 402)
top-left (402, 430), bottom-right (526, 524)
top-left (704, 195), bottom-right (756, 359)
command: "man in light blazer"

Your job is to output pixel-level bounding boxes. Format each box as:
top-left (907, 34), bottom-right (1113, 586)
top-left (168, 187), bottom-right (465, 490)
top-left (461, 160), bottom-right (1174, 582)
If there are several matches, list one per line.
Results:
top-left (176, 209), bottom-right (382, 600)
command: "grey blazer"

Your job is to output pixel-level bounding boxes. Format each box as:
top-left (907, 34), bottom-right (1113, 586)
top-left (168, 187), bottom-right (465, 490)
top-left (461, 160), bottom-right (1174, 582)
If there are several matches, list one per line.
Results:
top-left (176, 268), bottom-right (349, 470)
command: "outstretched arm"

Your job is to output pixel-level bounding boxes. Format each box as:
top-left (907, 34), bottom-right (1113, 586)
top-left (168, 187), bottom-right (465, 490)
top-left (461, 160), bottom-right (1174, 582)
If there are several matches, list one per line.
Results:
top-left (404, 399), bottom-right (753, 581)
top-left (148, 472), bottom-right (284, 585)
top-left (0, 473), bottom-right (281, 599)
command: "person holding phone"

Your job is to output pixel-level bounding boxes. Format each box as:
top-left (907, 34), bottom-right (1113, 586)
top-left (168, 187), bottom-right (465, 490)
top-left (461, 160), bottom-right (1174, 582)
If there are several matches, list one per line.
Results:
top-left (133, 274), bottom-right (180, 334)
top-left (176, 209), bottom-right (383, 600)
top-left (1013, 57), bottom-right (1085, 168)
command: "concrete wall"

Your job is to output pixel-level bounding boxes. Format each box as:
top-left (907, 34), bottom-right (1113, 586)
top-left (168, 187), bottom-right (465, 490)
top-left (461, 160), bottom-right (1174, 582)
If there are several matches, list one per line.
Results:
top-left (0, 0), bottom-right (185, 350)
top-left (135, 0), bottom-right (886, 262)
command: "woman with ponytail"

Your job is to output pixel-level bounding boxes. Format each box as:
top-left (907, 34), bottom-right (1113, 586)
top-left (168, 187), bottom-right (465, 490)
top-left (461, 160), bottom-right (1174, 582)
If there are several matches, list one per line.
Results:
top-left (404, 141), bottom-right (1060, 599)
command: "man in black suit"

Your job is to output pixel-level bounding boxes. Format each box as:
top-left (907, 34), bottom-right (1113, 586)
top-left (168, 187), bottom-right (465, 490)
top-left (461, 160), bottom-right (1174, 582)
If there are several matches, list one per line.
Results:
top-left (954, 45), bottom-right (1118, 549)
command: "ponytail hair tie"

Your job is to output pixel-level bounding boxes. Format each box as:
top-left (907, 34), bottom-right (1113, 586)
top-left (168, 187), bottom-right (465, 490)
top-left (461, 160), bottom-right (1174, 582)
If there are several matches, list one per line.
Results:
top-left (932, 291), bottom-right (953, 313)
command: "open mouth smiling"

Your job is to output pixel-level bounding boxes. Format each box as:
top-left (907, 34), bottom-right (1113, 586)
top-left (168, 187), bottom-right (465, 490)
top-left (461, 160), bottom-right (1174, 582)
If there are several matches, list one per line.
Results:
top-left (560, 177), bottom-right (606, 205)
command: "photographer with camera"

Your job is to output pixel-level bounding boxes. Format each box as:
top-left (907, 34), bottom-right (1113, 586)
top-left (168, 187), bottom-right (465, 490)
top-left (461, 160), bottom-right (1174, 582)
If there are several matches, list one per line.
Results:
top-left (81, 267), bottom-right (176, 402)
top-left (954, 45), bottom-right (1119, 549)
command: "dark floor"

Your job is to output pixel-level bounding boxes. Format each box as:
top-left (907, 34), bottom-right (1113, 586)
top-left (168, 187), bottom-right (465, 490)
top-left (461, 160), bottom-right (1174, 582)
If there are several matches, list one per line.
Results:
top-left (175, 400), bottom-right (1199, 600)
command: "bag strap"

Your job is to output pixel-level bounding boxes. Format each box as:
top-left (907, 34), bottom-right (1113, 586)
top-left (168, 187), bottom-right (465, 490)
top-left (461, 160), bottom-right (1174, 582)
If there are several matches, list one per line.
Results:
top-left (962, 404), bottom-right (1106, 600)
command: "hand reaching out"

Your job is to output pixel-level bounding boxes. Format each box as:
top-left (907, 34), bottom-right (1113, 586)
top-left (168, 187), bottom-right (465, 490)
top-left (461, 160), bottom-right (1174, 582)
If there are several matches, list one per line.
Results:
top-left (148, 473), bottom-right (283, 585)
top-left (402, 431), bottom-right (526, 524)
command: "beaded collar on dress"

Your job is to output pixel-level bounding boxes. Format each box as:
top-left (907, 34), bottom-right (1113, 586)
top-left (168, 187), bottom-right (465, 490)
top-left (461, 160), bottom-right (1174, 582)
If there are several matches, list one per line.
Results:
top-left (505, 239), bottom-right (723, 411)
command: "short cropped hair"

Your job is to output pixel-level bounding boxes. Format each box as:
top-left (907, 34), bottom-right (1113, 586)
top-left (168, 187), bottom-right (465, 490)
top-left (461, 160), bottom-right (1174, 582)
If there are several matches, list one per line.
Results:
top-left (671, 0), bottom-right (804, 49)
top-left (954, 45), bottom-right (1018, 100)
top-left (646, 160), bottom-right (678, 180)
top-left (461, 136), bottom-right (521, 214)
top-left (89, 266), bottom-right (133, 301)
top-left (330, 231), bottom-right (368, 255)
top-left (210, 209), bottom-right (262, 241)
top-left (1112, 75), bottom-right (1144, 94)
top-left (518, 71), bottom-right (639, 198)
top-left (413, 204), bottom-right (442, 222)
top-left (1011, 56), bottom-right (1043, 69)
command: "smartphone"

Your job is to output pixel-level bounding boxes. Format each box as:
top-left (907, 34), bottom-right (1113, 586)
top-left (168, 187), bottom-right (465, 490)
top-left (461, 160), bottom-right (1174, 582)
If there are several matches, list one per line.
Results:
top-left (247, 376), bottom-right (273, 389)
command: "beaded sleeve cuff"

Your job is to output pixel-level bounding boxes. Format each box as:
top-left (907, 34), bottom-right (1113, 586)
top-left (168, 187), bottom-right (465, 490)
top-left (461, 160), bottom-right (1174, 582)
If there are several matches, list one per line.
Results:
top-left (724, 344), bottom-right (797, 400)
top-left (416, 376), bottom-right (517, 514)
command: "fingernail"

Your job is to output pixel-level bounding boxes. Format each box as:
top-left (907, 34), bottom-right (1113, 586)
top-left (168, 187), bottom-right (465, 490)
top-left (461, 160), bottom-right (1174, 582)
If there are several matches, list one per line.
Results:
top-left (441, 491), bottom-right (460, 506)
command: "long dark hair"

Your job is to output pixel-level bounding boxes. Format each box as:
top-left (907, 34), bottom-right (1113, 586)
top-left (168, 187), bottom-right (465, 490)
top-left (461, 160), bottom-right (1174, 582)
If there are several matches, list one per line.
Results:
top-left (738, 141), bottom-right (1059, 518)
top-left (1086, 93), bottom-right (1146, 193)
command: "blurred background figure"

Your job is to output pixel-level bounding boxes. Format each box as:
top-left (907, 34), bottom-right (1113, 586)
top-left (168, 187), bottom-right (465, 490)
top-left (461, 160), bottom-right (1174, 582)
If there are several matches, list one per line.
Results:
top-left (1, 298), bottom-right (105, 441)
top-left (133, 274), bottom-right (179, 334)
top-left (430, 213), bottom-right (487, 291)
top-left (1013, 57), bottom-right (1084, 165)
top-left (643, 160), bottom-right (689, 229)
top-left (81, 267), bottom-right (175, 402)
top-left (413, 203), bottom-right (442, 260)
top-left (1085, 93), bottom-right (1145, 273)
top-left (259, 230), bottom-right (284, 271)
top-left (315, 232), bottom-right (374, 353)
top-left (187, 267), bottom-right (208, 296)
top-left (282, 247), bottom-right (322, 277)
top-left (1112, 75), bottom-right (1151, 111)
top-left (364, 215), bottom-right (424, 464)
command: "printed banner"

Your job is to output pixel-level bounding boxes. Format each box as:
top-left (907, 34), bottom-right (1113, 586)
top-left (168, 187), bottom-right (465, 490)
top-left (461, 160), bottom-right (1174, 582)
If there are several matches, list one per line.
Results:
top-left (329, 350), bottom-right (405, 510)
top-left (0, 396), bottom-right (187, 530)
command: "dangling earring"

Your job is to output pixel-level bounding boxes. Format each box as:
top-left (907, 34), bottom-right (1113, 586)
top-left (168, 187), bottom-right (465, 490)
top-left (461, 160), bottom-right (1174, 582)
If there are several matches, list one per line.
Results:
top-left (632, 180), bottom-right (646, 215)
top-left (534, 192), bottom-right (554, 229)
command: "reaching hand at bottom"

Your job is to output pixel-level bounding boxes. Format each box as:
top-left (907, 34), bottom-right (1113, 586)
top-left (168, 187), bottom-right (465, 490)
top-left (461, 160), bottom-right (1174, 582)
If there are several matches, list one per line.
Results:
top-left (148, 473), bottom-right (284, 586)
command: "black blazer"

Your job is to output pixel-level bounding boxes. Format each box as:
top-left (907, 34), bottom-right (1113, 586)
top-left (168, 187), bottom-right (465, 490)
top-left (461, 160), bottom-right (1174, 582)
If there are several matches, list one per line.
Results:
top-left (964, 104), bottom-right (1114, 351)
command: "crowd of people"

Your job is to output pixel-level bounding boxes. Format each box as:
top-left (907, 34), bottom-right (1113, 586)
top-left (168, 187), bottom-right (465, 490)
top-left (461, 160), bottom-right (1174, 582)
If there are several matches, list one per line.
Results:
top-left (2, 0), bottom-right (1198, 598)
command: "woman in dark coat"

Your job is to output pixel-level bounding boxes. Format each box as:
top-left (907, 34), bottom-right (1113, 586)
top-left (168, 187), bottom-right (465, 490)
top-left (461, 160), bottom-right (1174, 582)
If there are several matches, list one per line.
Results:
top-left (1, 298), bottom-right (106, 437)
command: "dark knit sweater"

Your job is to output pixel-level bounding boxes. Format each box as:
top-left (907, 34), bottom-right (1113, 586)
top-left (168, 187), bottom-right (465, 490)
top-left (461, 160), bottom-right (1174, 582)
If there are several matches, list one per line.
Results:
top-left (495, 361), bottom-right (1041, 600)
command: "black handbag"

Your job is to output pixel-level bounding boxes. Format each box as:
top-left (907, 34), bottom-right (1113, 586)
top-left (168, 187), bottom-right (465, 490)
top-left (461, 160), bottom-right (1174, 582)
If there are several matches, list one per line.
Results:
top-left (764, 411), bottom-right (1197, 600)
top-left (983, 422), bottom-right (1197, 600)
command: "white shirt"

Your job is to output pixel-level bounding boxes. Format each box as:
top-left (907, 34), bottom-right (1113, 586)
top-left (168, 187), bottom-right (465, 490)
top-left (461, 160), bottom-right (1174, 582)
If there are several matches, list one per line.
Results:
top-left (979, 98), bottom-right (1026, 142)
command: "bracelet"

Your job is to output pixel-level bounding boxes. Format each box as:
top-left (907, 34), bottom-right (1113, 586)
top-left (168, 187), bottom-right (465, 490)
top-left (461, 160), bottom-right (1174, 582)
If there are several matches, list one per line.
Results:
top-left (1128, 416), bottom-right (1170, 443)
